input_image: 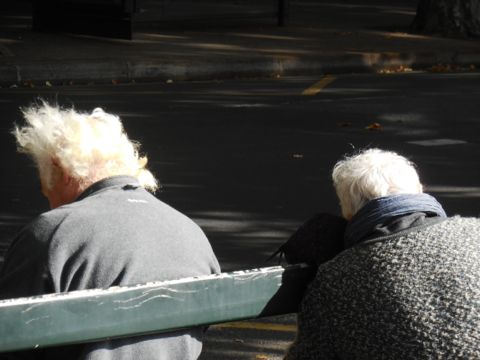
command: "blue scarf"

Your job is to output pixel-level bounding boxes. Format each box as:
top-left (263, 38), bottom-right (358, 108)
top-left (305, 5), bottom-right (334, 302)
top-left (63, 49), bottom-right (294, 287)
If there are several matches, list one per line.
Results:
top-left (344, 193), bottom-right (447, 248)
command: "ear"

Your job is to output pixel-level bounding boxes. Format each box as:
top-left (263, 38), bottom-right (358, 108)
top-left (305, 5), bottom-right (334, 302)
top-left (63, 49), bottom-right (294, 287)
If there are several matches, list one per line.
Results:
top-left (51, 158), bottom-right (71, 185)
top-left (51, 157), bottom-right (61, 168)
top-left (62, 170), bottom-right (73, 185)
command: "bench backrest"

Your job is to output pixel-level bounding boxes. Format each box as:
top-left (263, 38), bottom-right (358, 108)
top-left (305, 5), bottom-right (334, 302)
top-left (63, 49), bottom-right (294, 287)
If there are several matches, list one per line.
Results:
top-left (0, 264), bottom-right (314, 352)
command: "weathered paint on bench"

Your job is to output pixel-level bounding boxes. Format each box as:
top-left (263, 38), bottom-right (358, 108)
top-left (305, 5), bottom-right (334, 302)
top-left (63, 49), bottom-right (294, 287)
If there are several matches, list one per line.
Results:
top-left (0, 264), bottom-right (314, 353)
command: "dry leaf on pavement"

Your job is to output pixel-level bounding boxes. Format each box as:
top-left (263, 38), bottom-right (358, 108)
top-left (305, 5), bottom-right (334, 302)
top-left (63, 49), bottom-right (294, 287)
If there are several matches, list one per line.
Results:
top-left (365, 122), bottom-right (382, 131)
top-left (23, 80), bottom-right (34, 88)
top-left (428, 63), bottom-right (458, 73)
top-left (378, 65), bottom-right (413, 74)
top-left (255, 355), bottom-right (269, 360)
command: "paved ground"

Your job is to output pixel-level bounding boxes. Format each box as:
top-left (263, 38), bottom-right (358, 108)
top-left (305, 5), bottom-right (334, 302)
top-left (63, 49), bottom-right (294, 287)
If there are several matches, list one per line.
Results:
top-left (1, 70), bottom-right (479, 359)
top-left (1, 72), bottom-right (479, 269)
top-left (1, 0), bottom-right (480, 84)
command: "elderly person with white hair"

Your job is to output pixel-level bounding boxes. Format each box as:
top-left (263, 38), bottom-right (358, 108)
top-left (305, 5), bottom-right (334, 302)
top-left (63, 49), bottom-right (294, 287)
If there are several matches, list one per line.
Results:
top-left (0, 102), bottom-right (220, 360)
top-left (285, 148), bottom-right (480, 359)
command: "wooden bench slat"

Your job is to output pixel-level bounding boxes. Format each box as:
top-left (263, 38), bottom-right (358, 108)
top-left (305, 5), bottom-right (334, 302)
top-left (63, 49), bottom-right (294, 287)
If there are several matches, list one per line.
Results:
top-left (0, 264), bottom-right (313, 352)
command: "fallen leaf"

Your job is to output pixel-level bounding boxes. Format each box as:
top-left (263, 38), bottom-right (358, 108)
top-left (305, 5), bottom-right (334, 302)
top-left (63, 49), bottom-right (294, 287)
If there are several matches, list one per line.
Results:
top-left (255, 355), bottom-right (269, 360)
top-left (428, 63), bottom-right (457, 73)
top-left (365, 122), bottom-right (382, 131)
top-left (378, 65), bottom-right (412, 74)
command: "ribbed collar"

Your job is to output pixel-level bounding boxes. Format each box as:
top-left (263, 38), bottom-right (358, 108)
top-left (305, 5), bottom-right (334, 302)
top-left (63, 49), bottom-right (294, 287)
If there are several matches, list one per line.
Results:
top-left (75, 175), bottom-right (140, 202)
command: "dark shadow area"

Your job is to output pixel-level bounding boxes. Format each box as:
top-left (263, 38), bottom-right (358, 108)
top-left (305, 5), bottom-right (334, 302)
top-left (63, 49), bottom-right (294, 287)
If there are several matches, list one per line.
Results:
top-left (135, 0), bottom-right (280, 31)
top-left (293, 0), bottom-right (417, 30)
top-left (0, 1), bottom-right (32, 22)
top-left (259, 264), bottom-right (315, 316)
top-left (1, 73), bottom-right (479, 272)
top-left (0, 213), bottom-right (33, 260)
top-left (1, 0), bottom-right (479, 80)
top-left (189, 211), bottom-right (303, 271)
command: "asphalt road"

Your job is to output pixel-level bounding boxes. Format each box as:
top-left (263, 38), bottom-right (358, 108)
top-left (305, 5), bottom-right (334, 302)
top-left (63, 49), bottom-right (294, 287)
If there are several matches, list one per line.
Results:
top-left (0, 71), bottom-right (479, 359)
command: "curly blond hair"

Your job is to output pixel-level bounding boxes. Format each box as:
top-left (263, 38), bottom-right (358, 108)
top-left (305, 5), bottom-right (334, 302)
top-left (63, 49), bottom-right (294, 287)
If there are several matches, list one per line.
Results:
top-left (13, 102), bottom-right (158, 192)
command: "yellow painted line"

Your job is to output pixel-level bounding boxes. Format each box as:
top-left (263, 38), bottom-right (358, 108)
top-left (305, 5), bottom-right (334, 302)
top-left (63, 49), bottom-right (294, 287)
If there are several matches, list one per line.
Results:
top-left (212, 321), bottom-right (297, 332)
top-left (301, 75), bottom-right (336, 96)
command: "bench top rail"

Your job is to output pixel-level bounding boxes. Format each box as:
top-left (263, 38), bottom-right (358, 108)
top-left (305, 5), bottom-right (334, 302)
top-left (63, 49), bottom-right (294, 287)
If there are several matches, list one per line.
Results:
top-left (0, 264), bottom-right (314, 352)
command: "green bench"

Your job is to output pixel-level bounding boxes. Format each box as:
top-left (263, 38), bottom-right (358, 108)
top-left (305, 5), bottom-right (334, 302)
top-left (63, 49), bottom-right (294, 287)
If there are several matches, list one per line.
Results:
top-left (0, 263), bottom-right (313, 353)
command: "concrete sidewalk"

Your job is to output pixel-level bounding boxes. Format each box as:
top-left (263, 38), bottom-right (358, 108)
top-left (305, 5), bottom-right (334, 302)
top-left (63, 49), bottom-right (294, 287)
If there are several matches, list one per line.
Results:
top-left (1, 0), bottom-right (480, 85)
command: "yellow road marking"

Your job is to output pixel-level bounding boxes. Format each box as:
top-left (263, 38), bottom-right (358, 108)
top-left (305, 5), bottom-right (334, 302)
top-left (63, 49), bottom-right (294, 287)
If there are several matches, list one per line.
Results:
top-left (212, 321), bottom-right (297, 332)
top-left (301, 75), bottom-right (336, 96)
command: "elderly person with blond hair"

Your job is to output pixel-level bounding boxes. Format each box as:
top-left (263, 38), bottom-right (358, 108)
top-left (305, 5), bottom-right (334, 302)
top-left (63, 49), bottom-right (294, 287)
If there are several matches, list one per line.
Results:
top-left (285, 148), bottom-right (480, 359)
top-left (0, 102), bottom-right (220, 360)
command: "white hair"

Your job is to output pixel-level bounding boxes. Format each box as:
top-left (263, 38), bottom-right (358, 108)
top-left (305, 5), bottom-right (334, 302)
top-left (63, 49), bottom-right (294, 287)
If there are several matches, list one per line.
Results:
top-left (332, 148), bottom-right (423, 219)
top-left (13, 102), bottom-right (158, 192)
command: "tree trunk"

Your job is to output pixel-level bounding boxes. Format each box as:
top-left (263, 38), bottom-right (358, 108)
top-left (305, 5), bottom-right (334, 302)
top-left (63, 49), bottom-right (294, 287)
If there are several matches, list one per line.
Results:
top-left (411, 0), bottom-right (480, 38)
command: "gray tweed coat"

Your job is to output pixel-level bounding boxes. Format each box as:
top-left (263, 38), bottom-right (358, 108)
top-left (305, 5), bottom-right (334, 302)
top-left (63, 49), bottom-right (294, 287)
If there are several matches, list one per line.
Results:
top-left (286, 216), bottom-right (480, 360)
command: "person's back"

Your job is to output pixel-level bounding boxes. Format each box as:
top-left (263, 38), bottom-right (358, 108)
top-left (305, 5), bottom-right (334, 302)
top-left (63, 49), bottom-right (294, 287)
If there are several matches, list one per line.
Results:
top-left (0, 103), bottom-right (220, 360)
top-left (38, 176), bottom-right (219, 292)
top-left (291, 216), bottom-right (480, 359)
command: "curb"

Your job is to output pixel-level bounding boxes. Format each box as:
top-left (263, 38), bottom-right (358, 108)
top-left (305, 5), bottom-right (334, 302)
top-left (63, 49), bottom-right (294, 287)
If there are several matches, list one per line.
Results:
top-left (1, 52), bottom-right (480, 85)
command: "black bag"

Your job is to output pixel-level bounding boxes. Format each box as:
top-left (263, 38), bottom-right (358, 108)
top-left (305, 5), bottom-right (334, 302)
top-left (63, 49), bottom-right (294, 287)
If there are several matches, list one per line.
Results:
top-left (269, 213), bottom-right (347, 266)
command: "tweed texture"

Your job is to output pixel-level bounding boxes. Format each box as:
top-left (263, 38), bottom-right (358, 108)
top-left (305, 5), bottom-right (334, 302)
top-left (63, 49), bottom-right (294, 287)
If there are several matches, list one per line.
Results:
top-left (286, 216), bottom-right (480, 360)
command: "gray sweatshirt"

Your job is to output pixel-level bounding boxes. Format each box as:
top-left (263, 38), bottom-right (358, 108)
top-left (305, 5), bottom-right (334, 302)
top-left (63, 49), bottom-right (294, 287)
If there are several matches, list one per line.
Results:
top-left (0, 176), bottom-right (220, 360)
